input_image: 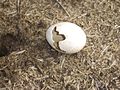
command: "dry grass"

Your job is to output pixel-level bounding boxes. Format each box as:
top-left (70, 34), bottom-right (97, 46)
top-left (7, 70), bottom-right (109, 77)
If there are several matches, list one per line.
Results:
top-left (0, 0), bottom-right (120, 90)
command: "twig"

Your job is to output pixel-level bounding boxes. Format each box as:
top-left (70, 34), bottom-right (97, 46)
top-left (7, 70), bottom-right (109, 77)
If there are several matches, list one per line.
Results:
top-left (60, 55), bottom-right (66, 69)
top-left (113, 25), bottom-right (120, 29)
top-left (11, 50), bottom-right (26, 55)
top-left (16, 0), bottom-right (21, 35)
top-left (77, 82), bottom-right (80, 90)
top-left (0, 64), bottom-right (9, 70)
top-left (99, 45), bottom-right (110, 58)
top-left (16, 0), bottom-right (21, 18)
top-left (70, 13), bottom-right (87, 20)
top-left (55, 0), bottom-right (70, 17)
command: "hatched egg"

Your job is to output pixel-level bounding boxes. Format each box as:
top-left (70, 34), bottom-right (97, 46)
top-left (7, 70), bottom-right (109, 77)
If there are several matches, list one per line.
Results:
top-left (46, 22), bottom-right (86, 54)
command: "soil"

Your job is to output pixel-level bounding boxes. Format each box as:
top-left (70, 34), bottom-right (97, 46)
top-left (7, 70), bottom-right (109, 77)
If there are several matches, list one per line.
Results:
top-left (0, 0), bottom-right (120, 90)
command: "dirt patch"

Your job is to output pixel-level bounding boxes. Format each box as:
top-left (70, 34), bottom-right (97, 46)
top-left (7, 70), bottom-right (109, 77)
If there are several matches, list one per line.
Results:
top-left (0, 0), bottom-right (120, 90)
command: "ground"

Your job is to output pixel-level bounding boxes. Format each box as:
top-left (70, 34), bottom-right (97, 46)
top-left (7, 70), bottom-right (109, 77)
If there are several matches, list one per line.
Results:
top-left (0, 0), bottom-right (120, 90)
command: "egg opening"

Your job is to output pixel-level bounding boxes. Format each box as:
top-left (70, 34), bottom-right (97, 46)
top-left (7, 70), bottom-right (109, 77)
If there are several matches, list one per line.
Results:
top-left (52, 26), bottom-right (66, 52)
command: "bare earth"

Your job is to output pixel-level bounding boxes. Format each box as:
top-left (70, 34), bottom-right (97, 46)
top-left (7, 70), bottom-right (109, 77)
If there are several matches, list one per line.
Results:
top-left (0, 0), bottom-right (120, 90)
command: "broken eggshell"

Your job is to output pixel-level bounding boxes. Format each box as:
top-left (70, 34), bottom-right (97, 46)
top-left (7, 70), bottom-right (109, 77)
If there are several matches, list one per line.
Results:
top-left (46, 22), bottom-right (86, 54)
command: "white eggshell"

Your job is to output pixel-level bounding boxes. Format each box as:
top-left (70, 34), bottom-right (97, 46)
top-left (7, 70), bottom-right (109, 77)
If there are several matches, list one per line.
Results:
top-left (46, 22), bottom-right (86, 54)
